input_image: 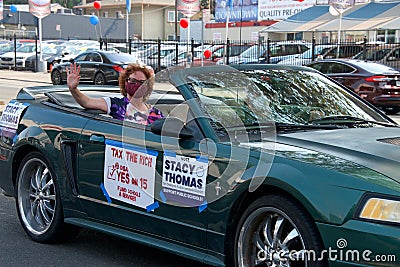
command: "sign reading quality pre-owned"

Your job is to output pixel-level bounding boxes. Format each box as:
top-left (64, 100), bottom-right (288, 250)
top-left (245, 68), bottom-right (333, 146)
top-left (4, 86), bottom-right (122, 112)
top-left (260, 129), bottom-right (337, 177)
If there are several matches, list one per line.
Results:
top-left (214, 0), bottom-right (314, 22)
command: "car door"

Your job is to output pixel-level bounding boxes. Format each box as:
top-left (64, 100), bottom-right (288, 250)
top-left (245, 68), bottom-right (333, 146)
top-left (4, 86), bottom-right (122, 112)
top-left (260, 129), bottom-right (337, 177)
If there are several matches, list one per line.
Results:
top-left (73, 53), bottom-right (91, 81)
top-left (84, 52), bottom-right (103, 80)
top-left (76, 90), bottom-right (209, 248)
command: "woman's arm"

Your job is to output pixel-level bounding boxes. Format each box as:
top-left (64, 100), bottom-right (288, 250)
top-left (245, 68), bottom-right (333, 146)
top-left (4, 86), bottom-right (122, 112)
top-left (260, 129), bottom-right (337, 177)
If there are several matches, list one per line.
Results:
top-left (67, 62), bottom-right (108, 112)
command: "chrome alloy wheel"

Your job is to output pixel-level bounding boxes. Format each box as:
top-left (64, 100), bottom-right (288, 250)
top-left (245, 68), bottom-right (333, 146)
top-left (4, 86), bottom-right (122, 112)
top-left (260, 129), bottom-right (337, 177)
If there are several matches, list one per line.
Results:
top-left (17, 158), bottom-right (56, 236)
top-left (237, 207), bottom-right (307, 267)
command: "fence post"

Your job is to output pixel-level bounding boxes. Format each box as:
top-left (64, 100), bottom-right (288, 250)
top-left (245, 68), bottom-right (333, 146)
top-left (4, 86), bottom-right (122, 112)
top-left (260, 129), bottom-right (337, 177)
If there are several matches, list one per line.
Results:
top-left (14, 34), bottom-right (17, 71)
top-left (128, 36), bottom-right (132, 54)
top-left (362, 36), bottom-right (367, 60)
top-left (175, 41), bottom-right (179, 66)
top-left (266, 37), bottom-right (271, 64)
top-left (35, 34), bottom-right (38, 72)
top-left (312, 35), bottom-right (316, 62)
top-left (157, 38), bottom-right (161, 73)
top-left (191, 38), bottom-right (195, 65)
top-left (226, 38), bottom-right (230, 65)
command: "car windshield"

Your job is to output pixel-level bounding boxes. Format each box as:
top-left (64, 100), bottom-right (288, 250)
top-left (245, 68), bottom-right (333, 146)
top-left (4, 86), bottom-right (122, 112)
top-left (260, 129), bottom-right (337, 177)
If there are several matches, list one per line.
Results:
top-left (16, 45), bottom-right (36, 53)
top-left (182, 66), bottom-right (389, 132)
top-left (350, 60), bottom-right (399, 73)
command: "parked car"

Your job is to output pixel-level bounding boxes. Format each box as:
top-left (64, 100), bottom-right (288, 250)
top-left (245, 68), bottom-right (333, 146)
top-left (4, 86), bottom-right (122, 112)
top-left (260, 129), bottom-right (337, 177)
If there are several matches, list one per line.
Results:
top-left (50, 51), bottom-right (141, 85)
top-left (353, 44), bottom-right (400, 70)
top-left (278, 44), bottom-right (364, 65)
top-left (307, 59), bottom-right (400, 114)
top-left (220, 41), bottom-right (311, 65)
top-left (25, 45), bottom-right (68, 71)
top-left (0, 43), bottom-right (37, 69)
top-left (1, 64), bottom-right (400, 267)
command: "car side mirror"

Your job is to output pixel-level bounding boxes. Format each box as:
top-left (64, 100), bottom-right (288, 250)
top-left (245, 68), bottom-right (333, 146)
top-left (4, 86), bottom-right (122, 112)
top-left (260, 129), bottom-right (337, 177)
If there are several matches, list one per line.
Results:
top-left (69, 58), bottom-right (74, 63)
top-left (151, 117), bottom-right (194, 139)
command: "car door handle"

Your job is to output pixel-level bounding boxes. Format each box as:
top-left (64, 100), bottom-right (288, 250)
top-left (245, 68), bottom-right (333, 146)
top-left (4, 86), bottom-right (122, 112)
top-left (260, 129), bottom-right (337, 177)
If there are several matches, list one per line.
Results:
top-left (89, 134), bottom-right (105, 143)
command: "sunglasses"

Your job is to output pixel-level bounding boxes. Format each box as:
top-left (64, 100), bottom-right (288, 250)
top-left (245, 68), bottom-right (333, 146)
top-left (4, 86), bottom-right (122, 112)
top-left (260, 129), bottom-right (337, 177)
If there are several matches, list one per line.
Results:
top-left (126, 78), bottom-right (146, 84)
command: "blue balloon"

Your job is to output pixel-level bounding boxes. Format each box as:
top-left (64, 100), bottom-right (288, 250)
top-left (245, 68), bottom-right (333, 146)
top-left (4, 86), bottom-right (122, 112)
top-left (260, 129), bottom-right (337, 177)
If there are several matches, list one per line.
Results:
top-left (90, 15), bottom-right (99, 25)
top-left (10, 5), bottom-right (18, 13)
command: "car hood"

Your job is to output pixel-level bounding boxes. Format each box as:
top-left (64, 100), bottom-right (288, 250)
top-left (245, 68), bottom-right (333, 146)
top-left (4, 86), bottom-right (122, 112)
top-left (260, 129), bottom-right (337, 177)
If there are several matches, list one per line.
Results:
top-left (244, 127), bottom-right (400, 183)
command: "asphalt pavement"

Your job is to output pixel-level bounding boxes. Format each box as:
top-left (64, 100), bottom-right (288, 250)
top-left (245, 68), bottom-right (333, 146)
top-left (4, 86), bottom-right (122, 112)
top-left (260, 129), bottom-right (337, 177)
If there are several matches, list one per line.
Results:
top-left (0, 69), bottom-right (51, 111)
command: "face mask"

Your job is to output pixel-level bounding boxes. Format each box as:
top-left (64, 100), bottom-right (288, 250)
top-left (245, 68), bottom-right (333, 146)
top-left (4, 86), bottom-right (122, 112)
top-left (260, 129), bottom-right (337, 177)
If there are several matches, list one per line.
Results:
top-left (126, 82), bottom-right (147, 98)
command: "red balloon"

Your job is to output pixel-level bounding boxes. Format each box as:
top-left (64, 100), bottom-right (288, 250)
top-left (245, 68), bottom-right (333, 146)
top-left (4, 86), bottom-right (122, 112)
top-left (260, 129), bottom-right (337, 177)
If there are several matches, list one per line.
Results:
top-left (93, 1), bottom-right (101, 10)
top-left (180, 18), bottom-right (189, 29)
top-left (204, 49), bottom-right (212, 59)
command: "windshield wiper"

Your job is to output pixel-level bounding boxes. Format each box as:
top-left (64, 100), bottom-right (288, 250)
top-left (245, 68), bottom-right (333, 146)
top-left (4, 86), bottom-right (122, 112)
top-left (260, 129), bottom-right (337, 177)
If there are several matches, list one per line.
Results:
top-left (309, 115), bottom-right (398, 127)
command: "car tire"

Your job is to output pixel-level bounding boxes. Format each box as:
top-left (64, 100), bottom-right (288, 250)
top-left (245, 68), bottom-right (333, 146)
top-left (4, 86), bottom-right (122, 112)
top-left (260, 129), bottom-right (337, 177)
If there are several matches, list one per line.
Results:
top-left (94, 72), bottom-right (106, 85)
top-left (383, 107), bottom-right (400, 115)
top-left (51, 69), bottom-right (64, 85)
top-left (15, 152), bottom-right (80, 243)
top-left (229, 194), bottom-right (327, 267)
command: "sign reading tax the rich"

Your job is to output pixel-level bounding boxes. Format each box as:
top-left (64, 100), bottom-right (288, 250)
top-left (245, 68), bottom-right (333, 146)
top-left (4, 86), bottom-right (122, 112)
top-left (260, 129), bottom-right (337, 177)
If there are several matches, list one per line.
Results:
top-left (104, 140), bottom-right (157, 209)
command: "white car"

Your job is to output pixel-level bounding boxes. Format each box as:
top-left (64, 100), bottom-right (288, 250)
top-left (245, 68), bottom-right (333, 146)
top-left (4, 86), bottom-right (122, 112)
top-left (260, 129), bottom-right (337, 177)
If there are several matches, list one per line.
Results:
top-left (0, 43), bottom-right (37, 69)
top-left (278, 45), bottom-right (335, 66)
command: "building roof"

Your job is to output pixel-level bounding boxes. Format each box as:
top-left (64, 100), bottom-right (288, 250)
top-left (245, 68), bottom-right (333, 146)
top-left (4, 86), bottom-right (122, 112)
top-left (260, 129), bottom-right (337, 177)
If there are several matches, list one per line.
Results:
top-left (260, 1), bottom-right (400, 33)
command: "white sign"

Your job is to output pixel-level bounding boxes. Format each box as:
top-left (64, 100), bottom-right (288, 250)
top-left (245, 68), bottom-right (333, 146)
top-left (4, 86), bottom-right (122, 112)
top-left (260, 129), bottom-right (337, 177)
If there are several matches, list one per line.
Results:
top-left (258, 0), bottom-right (314, 20)
top-left (162, 153), bottom-right (208, 206)
top-left (0, 101), bottom-right (29, 131)
top-left (104, 140), bottom-right (157, 209)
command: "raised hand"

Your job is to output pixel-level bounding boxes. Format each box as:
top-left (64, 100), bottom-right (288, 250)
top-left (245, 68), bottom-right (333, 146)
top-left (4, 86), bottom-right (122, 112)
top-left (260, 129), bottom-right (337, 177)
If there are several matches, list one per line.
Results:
top-left (66, 63), bottom-right (81, 90)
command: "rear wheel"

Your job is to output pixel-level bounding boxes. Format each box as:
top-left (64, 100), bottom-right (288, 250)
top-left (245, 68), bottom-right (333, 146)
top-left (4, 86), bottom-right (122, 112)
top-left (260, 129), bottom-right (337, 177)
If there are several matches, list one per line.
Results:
top-left (230, 194), bottom-right (327, 267)
top-left (16, 152), bottom-right (80, 243)
top-left (94, 72), bottom-right (106, 85)
top-left (382, 106), bottom-right (400, 115)
top-left (51, 69), bottom-right (64, 85)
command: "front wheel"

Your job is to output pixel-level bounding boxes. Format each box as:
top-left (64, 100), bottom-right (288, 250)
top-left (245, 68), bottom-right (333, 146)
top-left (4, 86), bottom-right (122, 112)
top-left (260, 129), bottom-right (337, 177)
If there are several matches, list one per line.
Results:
top-left (16, 152), bottom-right (80, 243)
top-left (232, 194), bottom-right (327, 267)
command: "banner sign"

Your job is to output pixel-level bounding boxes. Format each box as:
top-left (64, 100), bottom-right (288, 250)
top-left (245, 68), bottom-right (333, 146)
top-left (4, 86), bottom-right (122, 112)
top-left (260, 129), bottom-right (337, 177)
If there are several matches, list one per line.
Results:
top-left (215, 0), bottom-right (258, 22)
top-left (214, 0), bottom-right (314, 22)
top-left (0, 101), bottom-right (29, 137)
top-left (162, 152), bottom-right (208, 207)
top-left (29, 0), bottom-right (51, 19)
top-left (177, 0), bottom-right (200, 18)
top-left (104, 140), bottom-right (157, 209)
top-left (126, 0), bottom-right (131, 13)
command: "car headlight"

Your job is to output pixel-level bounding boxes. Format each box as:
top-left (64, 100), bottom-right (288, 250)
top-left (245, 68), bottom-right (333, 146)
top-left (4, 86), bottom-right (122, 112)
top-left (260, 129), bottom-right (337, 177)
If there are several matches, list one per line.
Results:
top-left (359, 196), bottom-right (400, 223)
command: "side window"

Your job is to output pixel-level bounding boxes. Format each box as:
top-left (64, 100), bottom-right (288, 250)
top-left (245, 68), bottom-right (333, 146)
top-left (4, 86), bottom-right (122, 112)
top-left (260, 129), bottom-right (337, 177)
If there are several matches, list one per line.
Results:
top-left (309, 63), bottom-right (324, 72)
top-left (92, 53), bottom-right (102, 62)
top-left (389, 49), bottom-right (400, 60)
top-left (75, 54), bottom-right (87, 61)
top-left (299, 45), bottom-right (309, 53)
top-left (326, 63), bottom-right (353, 74)
top-left (284, 45), bottom-right (298, 55)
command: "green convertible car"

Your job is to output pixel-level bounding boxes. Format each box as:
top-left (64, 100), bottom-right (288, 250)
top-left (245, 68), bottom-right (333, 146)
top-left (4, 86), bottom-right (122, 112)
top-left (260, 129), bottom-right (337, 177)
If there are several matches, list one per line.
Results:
top-left (0, 65), bottom-right (400, 266)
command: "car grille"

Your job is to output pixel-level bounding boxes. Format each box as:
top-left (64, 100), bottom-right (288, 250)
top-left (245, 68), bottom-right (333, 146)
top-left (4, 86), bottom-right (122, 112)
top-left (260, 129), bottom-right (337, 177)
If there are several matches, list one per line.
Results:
top-left (1, 58), bottom-right (12, 61)
top-left (378, 137), bottom-right (400, 146)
